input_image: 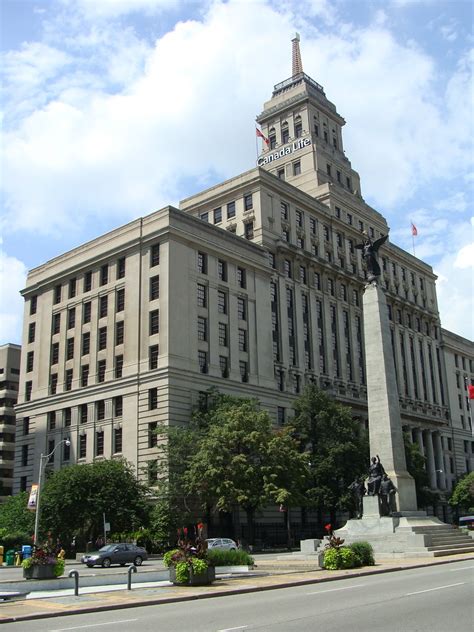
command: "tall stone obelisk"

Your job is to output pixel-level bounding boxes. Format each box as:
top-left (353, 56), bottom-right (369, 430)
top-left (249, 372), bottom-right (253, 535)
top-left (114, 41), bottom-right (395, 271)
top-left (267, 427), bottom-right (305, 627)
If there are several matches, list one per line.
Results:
top-left (363, 283), bottom-right (417, 513)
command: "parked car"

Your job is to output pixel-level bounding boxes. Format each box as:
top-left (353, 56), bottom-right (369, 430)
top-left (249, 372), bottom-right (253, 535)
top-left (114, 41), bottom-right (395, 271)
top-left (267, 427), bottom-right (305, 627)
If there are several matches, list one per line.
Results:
top-left (81, 543), bottom-right (148, 568)
top-left (205, 538), bottom-right (238, 551)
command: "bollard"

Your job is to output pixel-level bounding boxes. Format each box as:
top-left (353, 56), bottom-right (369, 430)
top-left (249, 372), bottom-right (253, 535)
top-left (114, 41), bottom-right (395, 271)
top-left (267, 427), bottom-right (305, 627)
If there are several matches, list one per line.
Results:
top-left (68, 569), bottom-right (79, 596)
top-left (127, 564), bottom-right (137, 590)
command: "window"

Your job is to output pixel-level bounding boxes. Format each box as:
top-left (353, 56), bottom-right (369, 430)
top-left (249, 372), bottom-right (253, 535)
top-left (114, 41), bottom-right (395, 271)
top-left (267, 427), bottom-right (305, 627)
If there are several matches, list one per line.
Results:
top-left (238, 328), bottom-right (247, 352)
top-left (30, 295), bottom-right (37, 315)
top-left (117, 257), bottom-right (126, 279)
top-left (296, 236), bottom-right (304, 249)
top-left (149, 387), bottom-right (158, 410)
top-left (99, 295), bottom-right (108, 318)
top-left (147, 460), bottom-right (158, 484)
top-left (347, 213), bottom-right (353, 225)
top-left (148, 422), bottom-right (157, 448)
top-left (64, 408), bottom-right (71, 427)
top-left (82, 332), bottom-right (90, 356)
top-left (21, 444), bottom-right (28, 467)
top-left (100, 264), bottom-right (108, 286)
top-left (149, 345), bottom-right (159, 370)
top-left (244, 193), bottom-right (253, 211)
top-left (115, 321), bottom-right (124, 346)
top-left (79, 434), bottom-right (87, 459)
top-left (277, 168), bottom-right (285, 180)
top-left (227, 201), bottom-right (236, 219)
top-left (352, 289), bottom-right (359, 306)
top-left (323, 225), bottom-right (330, 241)
top-left (309, 217), bottom-right (317, 234)
top-left (114, 395), bottom-right (123, 417)
top-left (150, 243), bottom-right (160, 267)
top-left (218, 260), bottom-right (227, 281)
top-left (50, 373), bottom-right (58, 394)
top-left (198, 350), bottom-right (208, 374)
top-left (239, 360), bottom-right (248, 382)
top-left (299, 266), bottom-right (307, 284)
top-left (98, 327), bottom-right (107, 350)
top-left (50, 342), bottom-right (59, 365)
top-left (115, 354), bottom-right (123, 378)
top-left (150, 275), bottom-right (160, 300)
top-left (81, 365), bottom-right (89, 387)
top-left (269, 252), bottom-right (276, 269)
top-left (97, 359), bottom-right (106, 383)
top-left (149, 310), bottom-right (159, 335)
top-left (293, 161), bottom-right (301, 176)
top-left (197, 252), bottom-right (207, 274)
top-left (197, 316), bottom-right (207, 341)
top-left (214, 207), bottom-right (222, 224)
top-left (51, 313), bottom-right (60, 335)
top-left (65, 368), bottom-right (73, 391)
top-left (269, 134), bottom-right (276, 149)
top-left (197, 284), bottom-right (207, 308)
top-left (327, 279), bottom-right (334, 296)
top-left (83, 301), bottom-right (91, 324)
top-left (114, 427), bottom-right (122, 453)
top-left (237, 297), bottom-right (247, 320)
top-left (48, 411), bottom-right (56, 430)
top-left (66, 337), bottom-right (75, 360)
top-left (84, 271), bottom-right (92, 292)
top-left (237, 267), bottom-right (246, 288)
top-left (25, 380), bottom-right (32, 401)
top-left (244, 221), bottom-right (254, 239)
top-left (68, 307), bottom-right (76, 329)
top-left (326, 164), bottom-right (332, 177)
top-left (200, 211), bottom-right (209, 222)
top-left (23, 417), bottom-right (30, 435)
top-left (54, 284), bottom-right (62, 304)
top-left (219, 356), bottom-right (229, 378)
top-left (284, 259), bottom-right (292, 278)
top-left (281, 201), bottom-right (289, 221)
top-left (281, 126), bottom-right (289, 144)
top-left (96, 400), bottom-right (105, 420)
top-left (26, 351), bottom-right (34, 372)
top-left (218, 323), bottom-right (228, 346)
top-left (282, 229), bottom-right (289, 242)
top-left (96, 431), bottom-right (104, 456)
top-left (314, 272), bottom-right (321, 290)
top-left (340, 283), bottom-right (347, 301)
top-left (69, 277), bottom-right (77, 299)
top-left (336, 170), bottom-right (341, 183)
top-left (217, 290), bottom-right (227, 314)
top-left (116, 288), bottom-right (125, 312)
top-left (80, 404), bottom-right (88, 424)
top-left (346, 176), bottom-right (351, 190)
top-left (295, 121), bottom-right (302, 138)
top-left (358, 220), bottom-right (364, 232)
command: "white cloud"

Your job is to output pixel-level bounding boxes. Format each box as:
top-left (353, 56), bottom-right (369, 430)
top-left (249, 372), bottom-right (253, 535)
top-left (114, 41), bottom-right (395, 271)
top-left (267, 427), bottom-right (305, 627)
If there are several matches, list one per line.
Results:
top-left (60, 0), bottom-right (180, 19)
top-left (0, 249), bottom-right (27, 344)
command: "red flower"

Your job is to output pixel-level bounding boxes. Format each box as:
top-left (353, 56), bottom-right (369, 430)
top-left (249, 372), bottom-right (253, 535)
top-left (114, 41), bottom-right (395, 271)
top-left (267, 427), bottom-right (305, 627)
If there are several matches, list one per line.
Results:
top-left (325, 523), bottom-right (332, 532)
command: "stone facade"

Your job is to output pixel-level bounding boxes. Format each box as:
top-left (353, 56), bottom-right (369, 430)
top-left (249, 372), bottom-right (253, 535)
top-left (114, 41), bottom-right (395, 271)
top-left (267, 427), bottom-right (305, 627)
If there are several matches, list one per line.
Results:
top-left (0, 343), bottom-right (21, 500)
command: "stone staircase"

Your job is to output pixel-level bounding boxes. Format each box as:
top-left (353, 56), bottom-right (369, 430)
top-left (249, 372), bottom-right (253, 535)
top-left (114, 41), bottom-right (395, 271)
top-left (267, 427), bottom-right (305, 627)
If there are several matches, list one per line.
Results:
top-left (411, 526), bottom-right (474, 557)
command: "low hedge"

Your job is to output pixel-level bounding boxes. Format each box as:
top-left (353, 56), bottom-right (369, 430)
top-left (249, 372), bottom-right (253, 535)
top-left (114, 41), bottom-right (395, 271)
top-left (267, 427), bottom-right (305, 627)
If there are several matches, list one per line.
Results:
top-left (348, 541), bottom-right (375, 566)
top-left (206, 548), bottom-right (254, 566)
top-left (323, 541), bottom-right (375, 570)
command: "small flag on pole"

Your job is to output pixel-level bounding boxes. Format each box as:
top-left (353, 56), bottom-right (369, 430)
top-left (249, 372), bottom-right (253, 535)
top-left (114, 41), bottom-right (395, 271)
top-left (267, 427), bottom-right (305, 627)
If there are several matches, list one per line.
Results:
top-left (256, 128), bottom-right (269, 146)
top-left (411, 222), bottom-right (418, 237)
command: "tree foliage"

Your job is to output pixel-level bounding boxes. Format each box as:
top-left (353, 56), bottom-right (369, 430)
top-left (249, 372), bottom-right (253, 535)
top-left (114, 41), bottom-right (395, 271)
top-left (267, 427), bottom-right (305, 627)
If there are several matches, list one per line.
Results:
top-left (291, 384), bottom-right (368, 520)
top-left (449, 472), bottom-right (474, 514)
top-left (0, 491), bottom-right (35, 539)
top-left (40, 459), bottom-right (150, 545)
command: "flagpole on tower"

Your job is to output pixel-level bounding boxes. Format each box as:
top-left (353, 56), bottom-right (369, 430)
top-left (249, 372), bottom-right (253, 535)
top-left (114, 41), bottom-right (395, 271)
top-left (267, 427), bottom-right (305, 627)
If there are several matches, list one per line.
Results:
top-left (411, 221), bottom-right (417, 256)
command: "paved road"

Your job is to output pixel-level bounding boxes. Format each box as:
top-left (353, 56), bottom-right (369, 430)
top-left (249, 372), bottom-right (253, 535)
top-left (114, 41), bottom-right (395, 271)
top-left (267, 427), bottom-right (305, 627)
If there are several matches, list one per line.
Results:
top-left (5, 560), bottom-right (473, 631)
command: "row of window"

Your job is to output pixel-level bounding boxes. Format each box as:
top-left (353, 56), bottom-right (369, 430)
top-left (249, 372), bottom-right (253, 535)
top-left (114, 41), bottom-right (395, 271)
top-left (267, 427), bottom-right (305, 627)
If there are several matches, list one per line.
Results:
top-left (197, 284), bottom-right (247, 319)
top-left (199, 194), bottom-right (253, 225)
top-left (197, 252), bottom-right (247, 288)
top-left (197, 350), bottom-right (248, 381)
top-left (267, 116), bottom-right (303, 148)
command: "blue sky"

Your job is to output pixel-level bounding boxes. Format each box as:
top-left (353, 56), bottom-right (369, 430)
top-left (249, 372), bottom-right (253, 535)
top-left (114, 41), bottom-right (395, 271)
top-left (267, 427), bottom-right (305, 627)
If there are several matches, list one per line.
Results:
top-left (1, 0), bottom-right (473, 343)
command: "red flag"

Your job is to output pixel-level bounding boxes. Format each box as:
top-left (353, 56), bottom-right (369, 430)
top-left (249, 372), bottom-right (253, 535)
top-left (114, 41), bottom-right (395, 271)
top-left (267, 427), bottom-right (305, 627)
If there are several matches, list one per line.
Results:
top-left (256, 128), bottom-right (269, 146)
top-left (411, 222), bottom-right (418, 237)
top-left (468, 384), bottom-right (474, 400)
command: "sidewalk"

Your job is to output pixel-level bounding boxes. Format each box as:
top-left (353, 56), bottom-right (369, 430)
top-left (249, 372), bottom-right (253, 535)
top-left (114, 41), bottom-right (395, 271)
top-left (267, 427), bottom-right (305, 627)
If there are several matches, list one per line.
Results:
top-left (1, 553), bottom-right (473, 624)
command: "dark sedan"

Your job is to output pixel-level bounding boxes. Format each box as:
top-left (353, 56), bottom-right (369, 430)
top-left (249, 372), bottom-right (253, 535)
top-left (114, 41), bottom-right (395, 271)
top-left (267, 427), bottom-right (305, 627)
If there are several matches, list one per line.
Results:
top-left (81, 543), bottom-right (148, 568)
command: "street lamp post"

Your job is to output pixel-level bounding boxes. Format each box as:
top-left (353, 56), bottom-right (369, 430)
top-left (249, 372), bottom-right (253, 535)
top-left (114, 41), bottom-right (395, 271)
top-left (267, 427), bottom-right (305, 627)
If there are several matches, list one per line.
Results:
top-left (33, 438), bottom-right (71, 546)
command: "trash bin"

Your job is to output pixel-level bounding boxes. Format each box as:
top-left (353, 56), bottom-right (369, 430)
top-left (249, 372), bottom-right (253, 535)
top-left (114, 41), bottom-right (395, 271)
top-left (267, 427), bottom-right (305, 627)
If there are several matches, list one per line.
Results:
top-left (5, 550), bottom-right (15, 566)
top-left (0, 545), bottom-right (4, 565)
top-left (22, 545), bottom-right (32, 560)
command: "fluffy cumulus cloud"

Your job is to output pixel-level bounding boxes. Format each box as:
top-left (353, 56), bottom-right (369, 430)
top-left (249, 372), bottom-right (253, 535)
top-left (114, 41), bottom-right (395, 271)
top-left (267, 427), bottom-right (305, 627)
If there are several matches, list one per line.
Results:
top-left (0, 248), bottom-right (28, 343)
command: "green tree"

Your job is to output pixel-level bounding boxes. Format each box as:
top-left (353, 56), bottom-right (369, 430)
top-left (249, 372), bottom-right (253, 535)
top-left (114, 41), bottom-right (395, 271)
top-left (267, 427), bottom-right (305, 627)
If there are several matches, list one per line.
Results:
top-left (182, 394), bottom-right (308, 544)
top-left (403, 434), bottom-right (437, 509)
top-left (449, 472), bottom-right (474, 515)
top-left (0, 491), bottom-right (35, 539)
top-left (291, 384), bottom-right (368, 525)
top-left (40, 459), bottom-right (150, 546)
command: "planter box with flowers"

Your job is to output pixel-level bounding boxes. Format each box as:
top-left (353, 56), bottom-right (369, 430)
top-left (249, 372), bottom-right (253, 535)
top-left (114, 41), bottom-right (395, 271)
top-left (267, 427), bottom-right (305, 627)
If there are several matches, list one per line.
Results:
top-left (22, 543), bottom-right (65, 580)
top-left (164, 532), bottom-right (215, 586)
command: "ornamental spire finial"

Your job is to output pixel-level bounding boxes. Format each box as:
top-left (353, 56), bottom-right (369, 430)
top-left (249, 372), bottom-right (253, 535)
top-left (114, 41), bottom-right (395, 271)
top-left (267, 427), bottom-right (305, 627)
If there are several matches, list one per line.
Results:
top-left (292, 33), bottom-right (303, 76)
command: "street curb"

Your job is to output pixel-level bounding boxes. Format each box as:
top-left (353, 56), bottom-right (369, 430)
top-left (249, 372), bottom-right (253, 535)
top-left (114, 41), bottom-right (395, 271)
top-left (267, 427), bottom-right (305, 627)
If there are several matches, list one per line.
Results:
top-left (1, 555), bottom-right (473, 624)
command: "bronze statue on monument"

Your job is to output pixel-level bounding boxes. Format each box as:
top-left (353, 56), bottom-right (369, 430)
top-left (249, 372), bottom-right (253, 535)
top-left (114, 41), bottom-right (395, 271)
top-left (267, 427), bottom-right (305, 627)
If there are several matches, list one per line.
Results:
top-left (355, 232), bottom-right (388, 282)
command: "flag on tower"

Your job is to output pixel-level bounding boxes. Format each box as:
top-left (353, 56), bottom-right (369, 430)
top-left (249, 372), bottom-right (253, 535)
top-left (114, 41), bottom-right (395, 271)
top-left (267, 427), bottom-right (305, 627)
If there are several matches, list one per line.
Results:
top-left (468, 384), bottom-right (474, 400)
top-left (411, 222), bottom-right (418, 237)
top-left (256, 128), bottom-right (269, 146)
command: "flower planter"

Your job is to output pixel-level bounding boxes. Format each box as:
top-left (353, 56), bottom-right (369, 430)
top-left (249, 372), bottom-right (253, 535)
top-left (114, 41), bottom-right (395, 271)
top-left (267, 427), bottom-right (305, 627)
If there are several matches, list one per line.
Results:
top-left (23, 564), bottom-right (57, 580)
top-left (169, 566), bottom-right (215, 586)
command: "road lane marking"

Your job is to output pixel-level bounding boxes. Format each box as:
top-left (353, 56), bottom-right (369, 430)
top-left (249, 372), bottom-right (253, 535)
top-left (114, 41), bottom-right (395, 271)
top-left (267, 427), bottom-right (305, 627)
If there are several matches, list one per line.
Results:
top-left (217, 627), bottom-right (248, 632)
top-left (406, 582), bottom-right (465, 596)
top-left (449, 566), bottom-right (474, 571)
top-left (307, 583), bottom-right (366, 595)
top-left (50, 620), bottom-right (138, 631)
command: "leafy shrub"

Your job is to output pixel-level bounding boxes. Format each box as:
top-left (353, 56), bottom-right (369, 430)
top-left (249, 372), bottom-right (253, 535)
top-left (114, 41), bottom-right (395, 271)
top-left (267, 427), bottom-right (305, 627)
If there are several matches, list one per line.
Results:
top-left (163, 549), bottom-right (179, 568)
top-left (348, 541), bottom-right (374, 566)
top-left (323, 546), bottom-right (358, 570)
top-left (0, 532), bottom-right (31, 551)
top-left (54, 558), bottom-right (65, 577)
top-left (206, 549), bottom-right (254, 567)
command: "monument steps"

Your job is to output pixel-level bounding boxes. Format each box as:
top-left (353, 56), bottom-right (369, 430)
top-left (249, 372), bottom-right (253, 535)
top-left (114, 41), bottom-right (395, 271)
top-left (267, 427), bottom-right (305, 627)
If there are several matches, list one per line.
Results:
top-left (431, 546), bottom-right (474, 557)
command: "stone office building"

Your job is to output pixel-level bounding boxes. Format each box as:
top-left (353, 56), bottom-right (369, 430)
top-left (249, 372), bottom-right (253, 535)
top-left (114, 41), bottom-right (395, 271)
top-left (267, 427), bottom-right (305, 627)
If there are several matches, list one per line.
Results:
top-left (0, 343), bottom-right (21, 500)
top-left (13, 38), bottom-right (472, 524)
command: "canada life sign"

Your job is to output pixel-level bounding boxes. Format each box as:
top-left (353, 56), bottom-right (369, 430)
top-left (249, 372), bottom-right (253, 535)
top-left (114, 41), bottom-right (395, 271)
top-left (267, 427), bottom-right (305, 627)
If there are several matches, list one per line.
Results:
top-left (257, 137), bottom-right (311, 167)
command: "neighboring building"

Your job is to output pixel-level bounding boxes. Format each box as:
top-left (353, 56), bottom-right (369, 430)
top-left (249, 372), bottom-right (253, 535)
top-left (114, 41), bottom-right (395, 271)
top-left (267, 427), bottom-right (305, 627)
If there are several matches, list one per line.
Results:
top-left (0, 344), bottom-right (21, 500)
top-left (13, 37), bottom-right (472, 529)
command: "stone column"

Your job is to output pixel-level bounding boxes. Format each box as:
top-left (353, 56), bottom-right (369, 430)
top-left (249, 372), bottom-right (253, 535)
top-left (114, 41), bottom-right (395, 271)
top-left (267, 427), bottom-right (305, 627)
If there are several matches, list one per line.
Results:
top-left (423, 430), bottom-right (437, 489)
top-left (363, 283), bottom-right (417, 511)
top-left (433, 432), bottom-right (446, 490)
top-left (415, 428), bottom-right (425, 456)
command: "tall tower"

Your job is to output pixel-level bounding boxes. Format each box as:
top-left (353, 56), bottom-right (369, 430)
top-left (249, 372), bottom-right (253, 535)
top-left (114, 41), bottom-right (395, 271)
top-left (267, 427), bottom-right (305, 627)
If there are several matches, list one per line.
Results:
top-left (256, 36), bottom-right (362, 200)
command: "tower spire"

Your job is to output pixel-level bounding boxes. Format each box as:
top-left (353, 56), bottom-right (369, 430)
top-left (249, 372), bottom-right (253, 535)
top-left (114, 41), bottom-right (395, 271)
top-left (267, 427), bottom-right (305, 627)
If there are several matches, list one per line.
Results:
top-left (292, 33), bottom-right (303, 76)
